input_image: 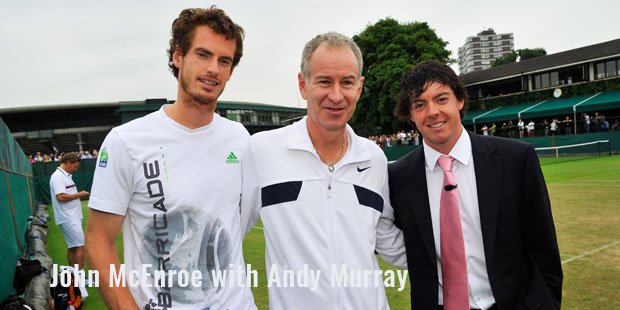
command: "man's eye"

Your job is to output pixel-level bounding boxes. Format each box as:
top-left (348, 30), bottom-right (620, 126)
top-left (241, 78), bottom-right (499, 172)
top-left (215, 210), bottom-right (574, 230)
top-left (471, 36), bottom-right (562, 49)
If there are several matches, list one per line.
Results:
top-left (342, 80), bottom-right (356, 88)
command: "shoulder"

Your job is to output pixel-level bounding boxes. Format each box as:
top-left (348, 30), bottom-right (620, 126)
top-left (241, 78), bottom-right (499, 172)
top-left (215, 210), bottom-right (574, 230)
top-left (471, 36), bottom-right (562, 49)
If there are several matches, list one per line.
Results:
top-left (216, 115), bottom-right (250, 138)
top-left (251, 125), bottom-right (289, 145)
top-left (50, 170), bottom-right (62, 181)
top-left (353, 135), bottom-right (387, 164)
top-left (388, 145), bottom-right (421, 174)
top-left (470, 132), bottom-right (534, 155)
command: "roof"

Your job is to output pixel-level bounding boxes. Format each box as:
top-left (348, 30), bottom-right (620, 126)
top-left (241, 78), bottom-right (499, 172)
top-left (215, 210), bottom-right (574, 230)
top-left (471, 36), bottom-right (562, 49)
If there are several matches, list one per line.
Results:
top-left (461, 39), bottom-right (620, 85)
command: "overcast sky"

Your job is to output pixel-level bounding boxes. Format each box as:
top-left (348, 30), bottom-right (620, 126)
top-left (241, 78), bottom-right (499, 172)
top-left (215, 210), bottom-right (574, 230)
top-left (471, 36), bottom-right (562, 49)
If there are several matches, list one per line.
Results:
top-left (1, 0), bottom-right (618, 110)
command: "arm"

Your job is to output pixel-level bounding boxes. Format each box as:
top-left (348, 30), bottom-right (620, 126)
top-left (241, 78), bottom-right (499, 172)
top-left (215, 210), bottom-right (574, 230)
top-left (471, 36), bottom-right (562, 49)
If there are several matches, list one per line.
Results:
top-left (240, 141), bottom-right (261, 235)
top-left (56, 191), bottom-right (90, 202)
top-left (85, 209), bottom-right (138, 310)
top-left (522, 145), bottom-right (563, 307)
top-left (375, 167), bottom-right (407, 268)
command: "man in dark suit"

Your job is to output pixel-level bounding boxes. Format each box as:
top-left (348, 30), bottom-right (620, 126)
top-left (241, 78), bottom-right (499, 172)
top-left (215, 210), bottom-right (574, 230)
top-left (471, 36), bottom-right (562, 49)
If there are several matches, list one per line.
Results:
top-left (389, 60), bottom-right (562, 309)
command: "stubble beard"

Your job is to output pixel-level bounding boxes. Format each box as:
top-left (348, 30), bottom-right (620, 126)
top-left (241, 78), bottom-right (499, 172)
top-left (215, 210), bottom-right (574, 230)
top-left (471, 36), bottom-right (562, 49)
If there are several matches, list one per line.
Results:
top-left (180, 75), bottom-right (222, 107)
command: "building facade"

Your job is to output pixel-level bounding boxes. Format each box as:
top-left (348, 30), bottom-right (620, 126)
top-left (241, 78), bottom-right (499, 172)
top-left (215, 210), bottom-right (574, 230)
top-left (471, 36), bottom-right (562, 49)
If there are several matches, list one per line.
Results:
top-left (458, 28), bottom-right (515, 74)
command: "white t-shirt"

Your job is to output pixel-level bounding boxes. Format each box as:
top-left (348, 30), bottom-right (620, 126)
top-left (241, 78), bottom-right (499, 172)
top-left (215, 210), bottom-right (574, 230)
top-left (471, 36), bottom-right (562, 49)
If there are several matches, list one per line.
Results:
top-left (50, 167), bottom-right (83, 225)
top-left (89, 106), bottom-right (256, 310)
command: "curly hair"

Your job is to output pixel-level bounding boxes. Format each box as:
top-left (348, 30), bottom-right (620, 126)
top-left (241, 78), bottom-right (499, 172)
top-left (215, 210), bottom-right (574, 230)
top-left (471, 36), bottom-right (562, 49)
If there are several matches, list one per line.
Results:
top-left (167, 6), bottom-right (244, 78)
top-left (394, 60), bottom-right (469, 121)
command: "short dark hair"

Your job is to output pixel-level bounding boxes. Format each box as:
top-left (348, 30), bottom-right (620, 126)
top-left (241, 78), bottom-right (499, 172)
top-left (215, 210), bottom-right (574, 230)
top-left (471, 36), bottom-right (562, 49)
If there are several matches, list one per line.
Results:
top-left (394, 60), bottom-right (469, 121)
top-left (60, 153), bottom-right (81, 164)
top-left (167, 6), bottom-right (244, 79)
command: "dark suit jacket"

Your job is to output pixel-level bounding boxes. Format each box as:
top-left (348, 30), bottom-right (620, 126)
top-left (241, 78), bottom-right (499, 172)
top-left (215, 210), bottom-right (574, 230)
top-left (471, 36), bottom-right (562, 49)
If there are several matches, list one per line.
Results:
top-left (389, 131), bottom-right (562, 309)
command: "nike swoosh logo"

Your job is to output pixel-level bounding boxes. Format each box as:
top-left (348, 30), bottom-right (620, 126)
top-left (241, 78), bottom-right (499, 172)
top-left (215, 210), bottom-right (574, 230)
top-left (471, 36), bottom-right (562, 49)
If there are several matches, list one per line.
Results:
top-left (357, 166), bottom-right (371, 172)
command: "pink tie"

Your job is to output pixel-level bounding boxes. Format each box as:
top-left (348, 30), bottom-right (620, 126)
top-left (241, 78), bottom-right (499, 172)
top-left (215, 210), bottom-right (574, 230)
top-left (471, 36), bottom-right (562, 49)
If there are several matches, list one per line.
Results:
top-left (438, 155), bottom-right (469, 310)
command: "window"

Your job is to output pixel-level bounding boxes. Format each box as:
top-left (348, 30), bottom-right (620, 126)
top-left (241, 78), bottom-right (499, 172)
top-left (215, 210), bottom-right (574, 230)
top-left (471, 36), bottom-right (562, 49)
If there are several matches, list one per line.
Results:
top-left (595, 59), bottom-right (620, 79)
top-left (550, 72), bottom-right (559, 86)
top-left (606, 60), bottom-right (617, 77)
top-left (533, 71), bottom-right (560, 89)
top-left (541, 74), bottom-right (550, 88)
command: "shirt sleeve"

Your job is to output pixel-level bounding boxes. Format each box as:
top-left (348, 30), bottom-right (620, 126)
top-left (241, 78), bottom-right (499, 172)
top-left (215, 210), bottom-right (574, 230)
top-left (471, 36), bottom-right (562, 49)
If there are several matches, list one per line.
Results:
top-left (239, 140), bottom-right (262, 235)
top-left (375, 165), bottom-right (408, 268)
top-left (50, 172), bottom-right (70, 196)
top-left (88, 129), bottom-right (134, 216)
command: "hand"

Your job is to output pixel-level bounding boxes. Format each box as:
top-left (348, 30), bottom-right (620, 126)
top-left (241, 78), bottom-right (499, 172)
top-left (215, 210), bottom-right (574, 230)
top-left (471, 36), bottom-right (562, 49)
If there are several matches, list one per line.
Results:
top-left (78, 191), bottom-right (90, 199)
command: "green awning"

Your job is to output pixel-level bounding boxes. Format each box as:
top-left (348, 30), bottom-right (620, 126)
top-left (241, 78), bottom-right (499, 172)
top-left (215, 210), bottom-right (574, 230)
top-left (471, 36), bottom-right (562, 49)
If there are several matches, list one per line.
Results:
top-left (520, 94), bottom-right (596, 119)
top-left (461, 108), bottom-right (495, 126)
top-left (462, 90), bottom-right (620, 127)
top-left (472, 101), bottom-right (540, 125)
top-left (576, 89), bottom-right (620, 113)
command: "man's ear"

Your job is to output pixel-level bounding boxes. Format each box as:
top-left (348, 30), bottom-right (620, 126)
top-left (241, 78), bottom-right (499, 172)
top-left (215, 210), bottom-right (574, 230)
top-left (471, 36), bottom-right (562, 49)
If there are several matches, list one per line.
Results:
top-left (173, 46), bottom-right (182, 69)
top-left (298, 72), bottom-right (308, 99)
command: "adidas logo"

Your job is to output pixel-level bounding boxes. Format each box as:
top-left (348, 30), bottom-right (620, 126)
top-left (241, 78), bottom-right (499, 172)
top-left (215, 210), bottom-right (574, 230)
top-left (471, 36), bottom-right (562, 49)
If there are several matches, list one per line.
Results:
top-left (225, 152), bottom-right (239, 164)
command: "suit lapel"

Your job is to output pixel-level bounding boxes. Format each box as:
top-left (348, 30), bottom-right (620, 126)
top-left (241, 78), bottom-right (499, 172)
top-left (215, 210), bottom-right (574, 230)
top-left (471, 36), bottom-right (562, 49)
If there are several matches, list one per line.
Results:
top-left (405, 148), bottom-right (437, 265)
top-left (469, 132), bottom-right (502, 265)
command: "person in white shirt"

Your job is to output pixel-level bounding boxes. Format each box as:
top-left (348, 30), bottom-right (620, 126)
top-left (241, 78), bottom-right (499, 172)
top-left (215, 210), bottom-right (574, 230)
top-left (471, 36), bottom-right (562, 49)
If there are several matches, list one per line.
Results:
top-left (517, 118), bottom-right (525, 138)
top-left (85, 7), bottom-right (256, 310)
top-left (50, 153), bottom-right (90, 269)
top-left (527, 120), bottom-right (536, 137)
top-left (241, 32), bottom-right (406, 310)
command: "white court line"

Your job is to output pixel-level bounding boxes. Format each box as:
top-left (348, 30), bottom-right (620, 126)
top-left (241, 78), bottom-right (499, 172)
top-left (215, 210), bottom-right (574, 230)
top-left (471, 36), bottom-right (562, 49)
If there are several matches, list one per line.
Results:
top-left (252, 226), bottom-right (618, 264)
top-left (562, 240), bottom-right (620, 265)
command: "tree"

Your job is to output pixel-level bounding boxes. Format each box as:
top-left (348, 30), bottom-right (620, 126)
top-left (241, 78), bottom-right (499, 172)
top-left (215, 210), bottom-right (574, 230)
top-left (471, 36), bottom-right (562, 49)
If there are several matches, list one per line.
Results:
top-left (517, 48), bottom-right (547, 61)
top-left (491, 51), bottom-right (517, 67)
top-left (351, 18), bottom-right (452, 135)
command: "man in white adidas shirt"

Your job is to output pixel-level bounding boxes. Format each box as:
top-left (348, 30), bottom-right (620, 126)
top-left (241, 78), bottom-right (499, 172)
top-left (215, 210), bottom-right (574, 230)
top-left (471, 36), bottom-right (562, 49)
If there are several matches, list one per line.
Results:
top-left (86, 7), bottom-right (256, 310)
top-left (241, 32), bottom-right (407, 309)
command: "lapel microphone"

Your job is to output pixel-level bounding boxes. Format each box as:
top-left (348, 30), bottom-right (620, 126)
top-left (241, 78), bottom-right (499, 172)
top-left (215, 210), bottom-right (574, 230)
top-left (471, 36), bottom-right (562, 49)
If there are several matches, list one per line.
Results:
top-left (444, 184), bottom-right (458, 191)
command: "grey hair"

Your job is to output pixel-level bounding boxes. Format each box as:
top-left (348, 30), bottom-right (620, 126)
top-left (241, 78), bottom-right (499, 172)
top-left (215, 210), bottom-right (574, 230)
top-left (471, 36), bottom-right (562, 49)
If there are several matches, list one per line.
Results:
top-left (300, 31), bottom-right (363, 79)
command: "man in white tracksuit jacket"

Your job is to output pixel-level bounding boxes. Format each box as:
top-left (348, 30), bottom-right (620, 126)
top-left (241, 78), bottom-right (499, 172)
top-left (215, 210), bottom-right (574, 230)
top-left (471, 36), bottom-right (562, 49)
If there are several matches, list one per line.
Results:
top-left (242, 32), bottom-right (407, 309)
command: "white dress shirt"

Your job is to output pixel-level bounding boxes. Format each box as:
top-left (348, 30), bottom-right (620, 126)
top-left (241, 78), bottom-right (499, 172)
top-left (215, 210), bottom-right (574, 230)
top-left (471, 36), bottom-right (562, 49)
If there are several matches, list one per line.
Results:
top-left (422, 127), bottom-right (496, 309)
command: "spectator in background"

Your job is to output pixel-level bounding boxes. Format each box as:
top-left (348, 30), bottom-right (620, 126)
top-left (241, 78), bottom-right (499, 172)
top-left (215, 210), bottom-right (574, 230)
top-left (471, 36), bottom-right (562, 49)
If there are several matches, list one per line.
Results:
top-left (490, 123), bottom-right (497, 136)
top-left (50, 153), bottom-right (90, 270)
top-left (611, 119), bottom-right (619, 131)
top-left (583, 113), bottom-right (591, 133)
top-left (27, 154), bottom-right (35, 164)
top-left (527, 120), bottom-right (535, 137)
top-left (549, 118), bottom-right (558, 136)
top-left (91, 149), bottom-right (98, 159)
top-left (594, 112), bottom-right (601, 132)
top-left (507, 120), bottom-right (516, 139)
top-left (481, 124), bottom-right (489, 136)
top-left (564, 116), bottom-right (573, 135)
top-left (500, 123), bottom-right (508, 138)
top-left (600, 116), bottom-right (610, 131)
top-left (543, 119), bottom-right (549, 136)
top-left (517, 118), bottom-right (525, 138)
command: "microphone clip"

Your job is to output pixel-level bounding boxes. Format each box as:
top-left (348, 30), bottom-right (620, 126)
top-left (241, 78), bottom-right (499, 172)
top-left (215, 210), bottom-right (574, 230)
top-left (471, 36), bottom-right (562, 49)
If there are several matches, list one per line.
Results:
top-left (444, 184), bottom-right (458, 191)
